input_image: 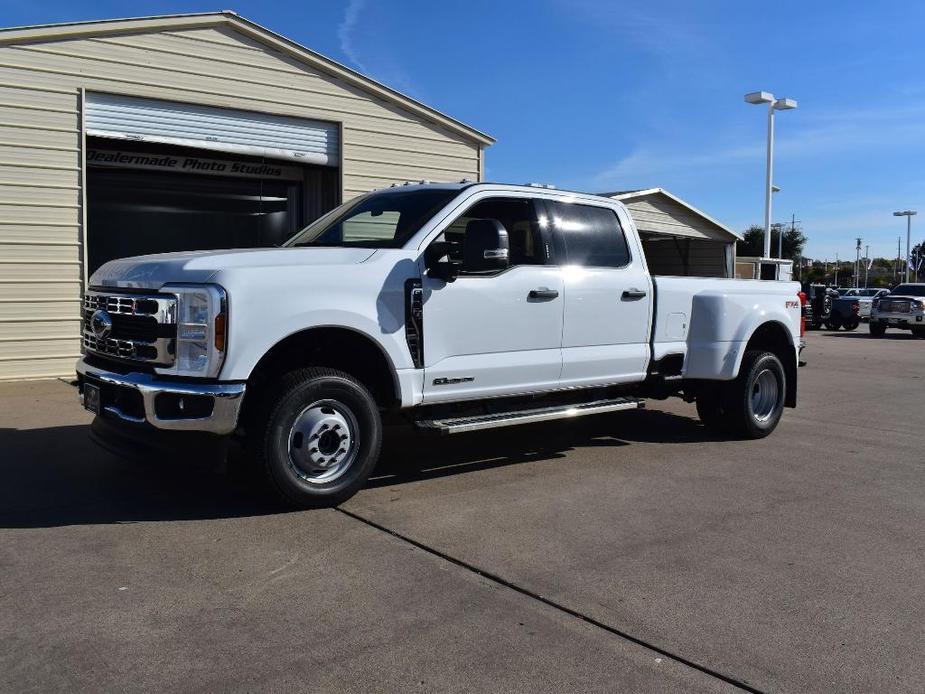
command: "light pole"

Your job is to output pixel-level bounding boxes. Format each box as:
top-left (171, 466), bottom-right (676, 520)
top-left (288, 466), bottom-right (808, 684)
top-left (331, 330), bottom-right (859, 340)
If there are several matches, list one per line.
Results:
top-left (894, 210), bottom-right (917, 282)
top-left (745, 91), bottom-right (798, 259)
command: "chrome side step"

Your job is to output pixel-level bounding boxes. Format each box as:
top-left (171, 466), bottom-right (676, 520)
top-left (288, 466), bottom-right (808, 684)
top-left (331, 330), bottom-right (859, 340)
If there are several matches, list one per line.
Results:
top-left (415, 397), bottom-right (645, 435)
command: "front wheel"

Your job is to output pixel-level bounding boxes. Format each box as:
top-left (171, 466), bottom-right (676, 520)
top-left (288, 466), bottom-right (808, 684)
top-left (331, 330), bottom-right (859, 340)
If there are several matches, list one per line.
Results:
top-left (869, 321), bottom-right (887, 337)
top-left (723, 351), bottom-right (786, 439)
top-left (912, 326), bottom-right (925, 339)
top-left (842, 319), bottom-right (860, 331)
top-left (253, 367), bottom-right (382, 508)
top-left (824, 318), bottom-right (841, 330)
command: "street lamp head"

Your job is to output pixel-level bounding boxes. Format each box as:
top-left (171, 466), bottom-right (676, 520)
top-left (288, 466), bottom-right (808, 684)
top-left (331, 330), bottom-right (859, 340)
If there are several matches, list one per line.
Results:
top-left (894, 210), bottom-right (917, 216)
top-left (744, 91), bottom-right (774, 104)
top-left (771, 184), bottom-right (781, 193)
top-left (773, 97), bottom-right (798, 110)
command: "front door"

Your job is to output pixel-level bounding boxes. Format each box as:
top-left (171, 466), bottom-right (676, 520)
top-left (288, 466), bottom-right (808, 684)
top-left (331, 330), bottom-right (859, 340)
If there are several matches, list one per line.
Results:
top-left (546, 200), bottom-right (653, 387)
top-left (421, 196), bottom-right (564, 403)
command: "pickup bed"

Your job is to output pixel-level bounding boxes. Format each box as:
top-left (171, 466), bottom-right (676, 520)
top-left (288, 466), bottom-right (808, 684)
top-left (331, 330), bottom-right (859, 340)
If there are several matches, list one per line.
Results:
top-left (77, 182), bottom-right (805, 506)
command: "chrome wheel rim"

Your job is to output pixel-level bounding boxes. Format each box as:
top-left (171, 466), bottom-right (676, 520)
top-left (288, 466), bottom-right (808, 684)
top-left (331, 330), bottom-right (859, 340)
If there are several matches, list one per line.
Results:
top-left (750, 368), bottom-right (780, 423)
top-left (287, 399), bottom-right (360, 484)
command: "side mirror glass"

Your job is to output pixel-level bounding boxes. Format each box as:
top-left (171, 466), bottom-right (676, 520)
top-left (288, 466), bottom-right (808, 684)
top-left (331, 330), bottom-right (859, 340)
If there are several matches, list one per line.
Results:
top-left (463, 219), bottom-right (510, 272)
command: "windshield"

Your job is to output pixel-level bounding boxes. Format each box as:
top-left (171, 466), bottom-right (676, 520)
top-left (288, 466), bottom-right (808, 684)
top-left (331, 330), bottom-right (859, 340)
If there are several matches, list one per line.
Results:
top-left (891, 284), bottom-right (925, 296)
top-left (285, 188), bottom-right (459, 248)
top-left (858, 289), bottom-right (880, 297)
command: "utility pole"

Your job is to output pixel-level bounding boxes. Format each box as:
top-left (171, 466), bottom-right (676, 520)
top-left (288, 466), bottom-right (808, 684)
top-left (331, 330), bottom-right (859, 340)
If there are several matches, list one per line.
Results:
top-left (864, 244), bottom-right (870, 288)
top-left (835, 253), bottom-right (839, 286)
top-left (896, 237), bottom-right (901, 284)
top-left (854, 238), bottom-right (862, 288)
top-left (894, 210), bottom-right (917, 282)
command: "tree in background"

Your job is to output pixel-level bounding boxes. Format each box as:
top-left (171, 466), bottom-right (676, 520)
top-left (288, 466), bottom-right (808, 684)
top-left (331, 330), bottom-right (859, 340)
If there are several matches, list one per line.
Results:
top-left (737, 224), bottom-right (807, 260)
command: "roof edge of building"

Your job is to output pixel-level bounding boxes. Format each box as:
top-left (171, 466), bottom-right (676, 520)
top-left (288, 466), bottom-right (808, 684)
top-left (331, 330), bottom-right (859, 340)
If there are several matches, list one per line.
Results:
top-left (602, 187), bottom-right (742, 241)
top-left (0, 10), bottom-right (495, 147)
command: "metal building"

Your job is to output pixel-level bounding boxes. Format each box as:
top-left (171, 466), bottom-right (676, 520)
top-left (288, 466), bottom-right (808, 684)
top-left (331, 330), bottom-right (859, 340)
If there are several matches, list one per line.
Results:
top-left (0, 11), bottom-right (492, 380)
top-left (602, 188), bottom-right (741, 278)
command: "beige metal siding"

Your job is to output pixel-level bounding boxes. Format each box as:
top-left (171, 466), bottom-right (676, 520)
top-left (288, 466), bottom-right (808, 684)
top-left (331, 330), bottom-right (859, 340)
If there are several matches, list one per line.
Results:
top-left (0, 80), bottom-right (81, 380)
top-left (0, 24), bottom-right (482, 379)
top-left (623, 195), bottom-right (731, 242)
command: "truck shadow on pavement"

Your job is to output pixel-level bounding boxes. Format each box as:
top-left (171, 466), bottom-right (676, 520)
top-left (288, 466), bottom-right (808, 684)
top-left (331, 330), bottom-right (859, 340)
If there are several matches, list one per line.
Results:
top-left (0, 409), bottom-right (719, 528)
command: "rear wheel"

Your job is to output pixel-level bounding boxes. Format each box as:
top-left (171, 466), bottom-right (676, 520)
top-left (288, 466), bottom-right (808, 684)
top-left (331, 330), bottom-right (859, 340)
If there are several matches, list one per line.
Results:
top-left (869, 321), bottom-right (887, 337)
top-left (252, 367), bottom-right (382, 508)
top-left (842, 319), bottom-right (860, 331)
top-left (825, 318), bottom-right (841, 330)
top-left (723, 351), bottom-right (786, 439)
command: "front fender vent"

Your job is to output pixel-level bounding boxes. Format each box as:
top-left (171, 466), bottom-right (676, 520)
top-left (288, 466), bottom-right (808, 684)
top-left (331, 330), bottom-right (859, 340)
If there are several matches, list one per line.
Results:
top-left (405, 279), bottom-right (424, 368)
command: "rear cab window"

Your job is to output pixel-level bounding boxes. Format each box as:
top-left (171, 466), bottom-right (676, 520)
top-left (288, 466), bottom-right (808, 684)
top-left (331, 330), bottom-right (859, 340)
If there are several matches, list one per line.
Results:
top-left (545, 201), bottom-right (631, 267)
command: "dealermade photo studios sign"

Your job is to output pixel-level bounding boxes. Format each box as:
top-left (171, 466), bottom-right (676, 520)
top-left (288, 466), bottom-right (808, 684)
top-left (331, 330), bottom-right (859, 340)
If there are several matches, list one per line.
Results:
top-left (87, 149), bottom-right (303, 181)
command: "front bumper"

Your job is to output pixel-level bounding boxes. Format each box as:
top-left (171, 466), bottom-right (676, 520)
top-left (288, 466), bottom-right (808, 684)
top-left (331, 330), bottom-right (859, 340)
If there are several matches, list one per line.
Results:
top-left (76, 357), bottom-right (245, 435)
top-left (871, 311), bottom-right (925, 327)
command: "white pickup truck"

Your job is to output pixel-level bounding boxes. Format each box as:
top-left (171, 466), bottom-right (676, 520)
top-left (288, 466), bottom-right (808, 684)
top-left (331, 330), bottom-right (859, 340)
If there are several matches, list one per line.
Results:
top-left (77, 183), bottom-right (805, 506)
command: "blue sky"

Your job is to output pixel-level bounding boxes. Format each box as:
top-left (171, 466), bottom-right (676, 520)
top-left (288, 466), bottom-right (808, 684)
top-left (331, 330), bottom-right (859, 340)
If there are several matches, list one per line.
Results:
top-left (3, 0), bottom-right (924, 260)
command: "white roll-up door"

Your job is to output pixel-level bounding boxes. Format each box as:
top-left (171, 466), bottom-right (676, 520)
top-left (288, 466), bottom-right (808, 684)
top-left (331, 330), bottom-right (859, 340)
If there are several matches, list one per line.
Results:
top-left (85, 93), bottom-right (339, 166)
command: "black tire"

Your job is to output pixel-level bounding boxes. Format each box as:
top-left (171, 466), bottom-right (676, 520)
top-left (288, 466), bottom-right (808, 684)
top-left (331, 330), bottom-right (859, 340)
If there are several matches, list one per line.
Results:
top-left (696, 388), bottom-right (732, 434)
top-left (722, 351), bottom-right (786, 439)
top-left (252, 367), bottom-right (382, 508)
top-left (825, 319), bottom-right (840, 331)
top-left (842, 320), bottom-right (859, 331)
top-left (869, 321), bottom-right (887, 337)
top-left (912, 326), bottom-right (925, 339)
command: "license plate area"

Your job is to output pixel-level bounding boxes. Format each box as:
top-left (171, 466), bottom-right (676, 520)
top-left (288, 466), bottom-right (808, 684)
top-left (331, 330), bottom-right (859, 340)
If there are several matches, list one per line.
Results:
top-left (84, 382), bottom-right (101, 414)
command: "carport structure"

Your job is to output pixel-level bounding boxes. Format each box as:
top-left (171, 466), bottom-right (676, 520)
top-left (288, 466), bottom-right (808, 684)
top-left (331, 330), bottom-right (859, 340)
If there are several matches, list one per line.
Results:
top-left (601, 188), bottom-right (741, 278)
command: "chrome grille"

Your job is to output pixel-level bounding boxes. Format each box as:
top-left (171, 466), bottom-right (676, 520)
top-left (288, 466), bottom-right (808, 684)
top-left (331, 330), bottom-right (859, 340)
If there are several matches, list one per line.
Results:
top-left (83, 290), bottom-right (177, 365)
top-left (879, 300), bottom-right (910, 313)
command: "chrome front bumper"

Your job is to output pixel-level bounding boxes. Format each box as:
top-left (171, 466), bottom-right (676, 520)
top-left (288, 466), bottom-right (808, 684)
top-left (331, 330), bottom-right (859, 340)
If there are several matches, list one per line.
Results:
top-left (76, 358), bottom-right (245, 435)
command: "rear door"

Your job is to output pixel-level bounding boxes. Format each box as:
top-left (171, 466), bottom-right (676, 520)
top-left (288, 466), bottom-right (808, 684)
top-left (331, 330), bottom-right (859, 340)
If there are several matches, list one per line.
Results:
top-left (546, 200), bottom-right (653, 387)
top-left (420, 195), bottom-right (564, 403)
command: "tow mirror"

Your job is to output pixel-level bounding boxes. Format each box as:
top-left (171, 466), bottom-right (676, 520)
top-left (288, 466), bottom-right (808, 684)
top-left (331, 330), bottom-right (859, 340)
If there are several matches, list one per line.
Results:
top-left (462, 219), bottom-right (509, 272)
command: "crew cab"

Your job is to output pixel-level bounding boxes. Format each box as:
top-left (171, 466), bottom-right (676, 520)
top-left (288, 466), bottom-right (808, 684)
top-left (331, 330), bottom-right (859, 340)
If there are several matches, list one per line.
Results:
top-left (76, 183), bottom-right (804, 507)
top-left (869, 283), bottom-right (925, 337)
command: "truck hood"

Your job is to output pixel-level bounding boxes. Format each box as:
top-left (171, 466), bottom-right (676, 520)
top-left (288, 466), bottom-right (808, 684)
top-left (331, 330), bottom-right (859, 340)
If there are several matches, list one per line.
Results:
top-left (90, 247), bottom-right (378, 290)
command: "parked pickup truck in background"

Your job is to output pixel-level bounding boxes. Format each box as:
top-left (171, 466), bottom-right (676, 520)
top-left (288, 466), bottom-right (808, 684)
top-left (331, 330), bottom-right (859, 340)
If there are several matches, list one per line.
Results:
top-left (869, 283), bottom-right (925, 337)
top-left (77, 183), bottom-right (805, 507)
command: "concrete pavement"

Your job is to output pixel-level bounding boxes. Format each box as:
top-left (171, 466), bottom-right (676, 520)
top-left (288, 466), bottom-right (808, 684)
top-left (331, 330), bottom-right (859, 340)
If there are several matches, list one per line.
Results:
top-left (1, 330), bottom-right (923, 692)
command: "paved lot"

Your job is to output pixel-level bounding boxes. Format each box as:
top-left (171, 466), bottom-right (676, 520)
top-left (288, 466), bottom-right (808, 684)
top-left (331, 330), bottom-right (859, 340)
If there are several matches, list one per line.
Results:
top-left (1, 330), bottom-right (923, 693)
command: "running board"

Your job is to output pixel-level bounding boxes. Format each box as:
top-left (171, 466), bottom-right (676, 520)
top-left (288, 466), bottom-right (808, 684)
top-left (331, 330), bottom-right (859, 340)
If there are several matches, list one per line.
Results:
top-left (415, 397), bottom-right (645, 435)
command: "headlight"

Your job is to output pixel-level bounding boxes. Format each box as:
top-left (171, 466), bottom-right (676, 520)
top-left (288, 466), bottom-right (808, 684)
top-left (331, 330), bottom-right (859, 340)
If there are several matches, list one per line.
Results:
top-left (160, 284), bottom-right (227, 378)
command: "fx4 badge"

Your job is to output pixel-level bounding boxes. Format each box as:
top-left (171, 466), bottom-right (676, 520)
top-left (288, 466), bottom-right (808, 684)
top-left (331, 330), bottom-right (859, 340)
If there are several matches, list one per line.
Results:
top-left (785, 300), bottom-right (800, 309)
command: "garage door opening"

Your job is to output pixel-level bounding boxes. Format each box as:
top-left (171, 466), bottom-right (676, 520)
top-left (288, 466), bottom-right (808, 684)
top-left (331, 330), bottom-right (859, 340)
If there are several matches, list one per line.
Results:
top-left (86, 139), bottom-right (339, 274)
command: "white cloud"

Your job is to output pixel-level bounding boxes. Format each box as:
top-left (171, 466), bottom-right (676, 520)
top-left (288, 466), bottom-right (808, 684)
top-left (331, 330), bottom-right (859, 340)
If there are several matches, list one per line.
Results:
top-left (590, 101), bottom-right (925, 192)
top-left (337, 0), bottom-right (368, 73)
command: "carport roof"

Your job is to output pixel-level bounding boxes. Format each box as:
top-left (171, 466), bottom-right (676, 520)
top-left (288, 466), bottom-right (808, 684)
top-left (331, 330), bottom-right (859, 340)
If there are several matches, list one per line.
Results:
top-left (601, 187), bottom-right (742, 241)
top-left (0, 10), bottom-right (495, 147)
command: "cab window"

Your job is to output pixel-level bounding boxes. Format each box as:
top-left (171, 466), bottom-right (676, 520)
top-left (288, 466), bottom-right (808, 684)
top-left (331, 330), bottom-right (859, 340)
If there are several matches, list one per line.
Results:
top-left (437, 197), bottom-right (548, 267)
top-left (547, 201), bottom-right (630, 268)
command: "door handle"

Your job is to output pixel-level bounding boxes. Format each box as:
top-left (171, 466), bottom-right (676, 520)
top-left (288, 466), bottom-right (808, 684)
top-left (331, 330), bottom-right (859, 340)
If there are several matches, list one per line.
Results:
top-left (622, 288), bottom-right (647, 300)
top-left (528, 288), bottom-right (559, 300)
